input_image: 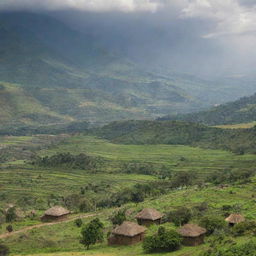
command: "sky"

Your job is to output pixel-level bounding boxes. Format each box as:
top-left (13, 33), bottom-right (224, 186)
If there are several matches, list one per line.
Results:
top-left (1, 0), bottom-right (256, 78)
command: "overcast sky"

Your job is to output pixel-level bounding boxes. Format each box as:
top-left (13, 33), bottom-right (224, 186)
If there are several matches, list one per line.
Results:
top-left (1, 0), bottom-right (256, 78)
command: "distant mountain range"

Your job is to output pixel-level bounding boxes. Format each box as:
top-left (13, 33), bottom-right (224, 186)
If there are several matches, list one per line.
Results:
top-left (160, 93), bottom-right (256, 125)
top-left (0, 12), bottom-right (256, 127)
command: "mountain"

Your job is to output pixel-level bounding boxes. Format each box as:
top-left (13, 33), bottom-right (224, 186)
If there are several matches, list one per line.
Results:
top-left (159, 93), bottom-right (256, 126)
top-left (1, 12), bottom-right (256, 127)
top-left (93, 120), bottom-right (256, 154)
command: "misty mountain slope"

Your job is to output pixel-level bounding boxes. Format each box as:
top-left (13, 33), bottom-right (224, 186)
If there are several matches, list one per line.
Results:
top-left (0, 11), bottom-right (211, 125)
top-left (159, 93), bottom-right (256, 125)
top-left (0, 82), bottom-right (73, 126)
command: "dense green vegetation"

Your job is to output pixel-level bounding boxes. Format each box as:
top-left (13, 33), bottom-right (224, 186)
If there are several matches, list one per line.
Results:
top-left (93, 120), bottom-right (256, 154)
top-left (160, 93), bottom-right (256, 125)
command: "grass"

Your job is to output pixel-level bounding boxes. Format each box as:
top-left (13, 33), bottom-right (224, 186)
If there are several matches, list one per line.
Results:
top-left (215, 121), bottom-right (256, 129)
top-left (0, 134), bottom-right (256, 255)
top-left (5, 181), bottom-right (256, 256)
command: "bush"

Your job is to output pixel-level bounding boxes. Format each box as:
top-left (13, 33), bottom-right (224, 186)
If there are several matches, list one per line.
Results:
top-left (74, 218), bottom-right (83, 228)
top-left (0, 244), bottom-right (9, 256)
top-left (199, 216), bottom-right (226, 235)
top-left (5, 207), bottom-right (16, 223)
top-left (143, 227), bottom-right (181, 253)
top-left (110, 209), bottom-right (126, 226)
top-left (6, 225), bottom-right (13, 233)
top-left (201, 241), bottom-right (256, 256)
top-left (232, 221), bottom-right (256, 236)
top-left (168, 207), bottom-right (192, 226)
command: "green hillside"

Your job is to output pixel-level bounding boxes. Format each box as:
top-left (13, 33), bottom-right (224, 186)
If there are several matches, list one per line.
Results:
top-left (160, 93), bottom-right (256, 125)
top-left (93, 120), bottom-right (256, 154)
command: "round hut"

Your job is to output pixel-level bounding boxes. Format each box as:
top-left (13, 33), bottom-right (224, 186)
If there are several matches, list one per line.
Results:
top-left (41, 206), bottom-right (70, 222)
top-left (108, 221), bottom-right (147, 246)
top-left (225, 214), bottom-right (245, 226)
top-left (178, 224), bottom-right (206, 246)
top-left (136, 208), bottom-right (164, 226)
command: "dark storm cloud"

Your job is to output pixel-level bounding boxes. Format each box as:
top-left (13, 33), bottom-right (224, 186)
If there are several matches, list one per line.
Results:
top-left (1, 0), bottom-right (256, 77)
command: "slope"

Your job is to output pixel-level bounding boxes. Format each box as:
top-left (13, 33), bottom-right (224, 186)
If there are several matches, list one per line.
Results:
top-left (160, 93), bottom-right (256, 126)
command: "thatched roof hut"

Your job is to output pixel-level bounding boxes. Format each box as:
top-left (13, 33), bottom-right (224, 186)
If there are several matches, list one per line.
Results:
top-left (136, 208), bottom-right (164, 226)
top-left (178, 224), bottom-right (206, 246)
top-left (225, 214), bottom-right (245, 225)
top-left (108, 221), bottom-right (146, 246)
top-left (41, 206), bottom-right (70, 222)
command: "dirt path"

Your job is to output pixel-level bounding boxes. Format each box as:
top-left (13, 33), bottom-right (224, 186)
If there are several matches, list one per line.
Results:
top-left (0, 213), bottom-right (99, 239)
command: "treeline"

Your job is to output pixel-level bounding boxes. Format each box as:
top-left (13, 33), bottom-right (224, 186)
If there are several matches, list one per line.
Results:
top-left (31, 152), bottom-right (103, 170)
top-left (0, 121), bottom-right (90, 136)
top-left (159, 93), bottom-right (256, 126)
top-left (93, 120), bottom-right (256, 154)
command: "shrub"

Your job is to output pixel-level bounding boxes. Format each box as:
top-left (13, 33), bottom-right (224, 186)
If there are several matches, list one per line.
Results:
top-left (6, 225), bottom-right (13, 233)
top-left (0, 244), bottom-right (9, 256)
top-left (5, 207), bottom-right (16, 223)
top-left (110, 209), bottom-right (126, 226)
top-left (232, 221), bottom-right (256, 236)
top-left (199, 216), bottom-right (226, 235)
top-left (143, 227), bottom-right (181, 253)
top-left (168, 207), bottom-right (192, 226)
top-left (201, 241), bottom-right (256, 256)
top-left (74, 218), bottom-right (83, 228)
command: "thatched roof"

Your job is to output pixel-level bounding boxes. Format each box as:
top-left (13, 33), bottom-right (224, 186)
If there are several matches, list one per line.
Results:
top-left (225, 214), bottom-right (245, 224)
top-left (112, 221), bottom-right (146, 237)
top-left (178, 224), bottom-right (206, 238)
top-left (44, 206), bottom-right (70, 217)
top-left (135, 208), bottom-right (164, 221)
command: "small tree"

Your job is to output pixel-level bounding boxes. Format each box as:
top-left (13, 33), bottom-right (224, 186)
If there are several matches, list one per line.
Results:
top-left (74, 218), bottom-right (83, 228)
top-left (0, 244), bottom-right (9, 256)
top-left (80, 218), bottom-right (104, 250)
top-left (199, 216), bottom-right (226, 235)
top-left (110, 209), bottom-right (126, 226)
top-left (5, 207), bottom-right (16, 223)
top-left (143, 226), bottom-right (181, 253)
top-left (168, 207), bottom-right (192, 226)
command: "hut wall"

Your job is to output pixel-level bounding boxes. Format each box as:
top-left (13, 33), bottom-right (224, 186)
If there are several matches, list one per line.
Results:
top-left (182, 235), bottom-right (205, 246)
top-left (137, 219), bottom-right (161, 226)
top-left (41, 213), bottom-right (69, 222)
top-left (108, 233), bottom-right (145, 246)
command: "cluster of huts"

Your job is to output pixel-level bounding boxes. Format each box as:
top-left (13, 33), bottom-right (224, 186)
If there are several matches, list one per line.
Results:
top-left (40, 206), bottom-right (245, 247)
top-left (108, 209), bottom-right (246, 247)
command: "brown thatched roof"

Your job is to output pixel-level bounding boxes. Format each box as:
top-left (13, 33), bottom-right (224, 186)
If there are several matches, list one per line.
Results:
top-left (178, 224), bottom-right (206, 238)
top-left (225, 214), bottom-right (245, 224)
top-left (44, 206), bottom-right (70, 217)
top-left (135, 208), bottom-right (164, 221)
top-left (112, 221), bottom-right (146, 237)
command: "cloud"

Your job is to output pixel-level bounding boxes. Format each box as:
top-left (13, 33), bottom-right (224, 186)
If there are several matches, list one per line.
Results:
top-left (181, 0), bottom-right (256, 38)
top-left (0, 0), bottom-right (161, 12)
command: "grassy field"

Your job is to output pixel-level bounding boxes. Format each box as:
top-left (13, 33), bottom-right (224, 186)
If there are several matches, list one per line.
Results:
top-left (4, 181), bottom-right (256, 256)
top-left (0, 134), bottom-right (256, 255)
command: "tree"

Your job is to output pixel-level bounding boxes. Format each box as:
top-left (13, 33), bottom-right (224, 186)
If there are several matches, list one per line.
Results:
top-left (5, 207), bottom-right (16, 223)
top-left (143, 227), bottom-right (181, 253)
top-left (110, 209), bottom-right (126, 226)
top-left (199, 216), bottom-right (226, 235)
top-left (168, 207), bottom-right (192, 226)
top-left (80, 218), bottom-right (104, 250)
top-left (74, 218), bottom-right (83, 228)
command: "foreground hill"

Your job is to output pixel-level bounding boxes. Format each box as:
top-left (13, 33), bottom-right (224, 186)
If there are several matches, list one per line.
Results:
top-left (160, 93), bottom-right (256, 126)
top-left (93, 120), bottom-right (256, 154)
